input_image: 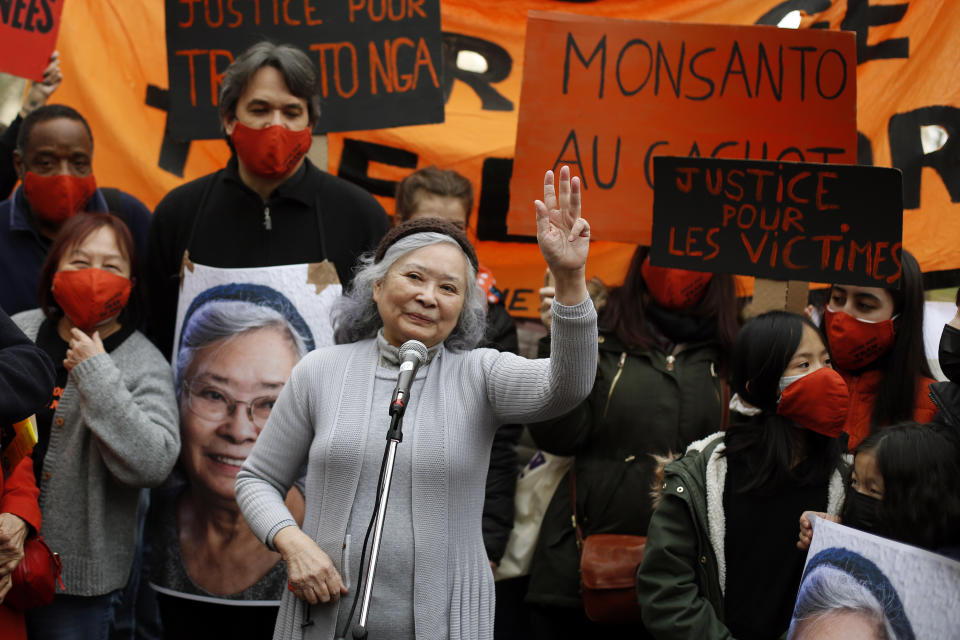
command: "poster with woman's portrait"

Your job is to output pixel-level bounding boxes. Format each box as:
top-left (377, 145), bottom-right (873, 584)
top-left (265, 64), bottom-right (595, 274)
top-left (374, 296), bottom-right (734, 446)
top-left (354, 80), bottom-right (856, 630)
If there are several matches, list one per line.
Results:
top-left (148, 261), bottom-right (341, 636)
top-left (789, 516), bottom-right (960, 640)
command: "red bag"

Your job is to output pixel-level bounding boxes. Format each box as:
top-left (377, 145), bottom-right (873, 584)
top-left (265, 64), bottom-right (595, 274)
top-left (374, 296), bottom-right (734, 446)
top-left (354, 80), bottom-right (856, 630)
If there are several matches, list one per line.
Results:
top-left (5, 536), bottom-right (63, 610)
top-left (570, 467), bottom-right (646, 624)
top-left (579, 534), bottom-right (646, 624)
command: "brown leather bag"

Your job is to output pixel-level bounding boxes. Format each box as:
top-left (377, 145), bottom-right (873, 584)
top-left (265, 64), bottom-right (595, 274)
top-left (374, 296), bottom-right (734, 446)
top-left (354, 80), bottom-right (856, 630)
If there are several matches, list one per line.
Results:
top-left (570, 467), bottom-right (646, 624)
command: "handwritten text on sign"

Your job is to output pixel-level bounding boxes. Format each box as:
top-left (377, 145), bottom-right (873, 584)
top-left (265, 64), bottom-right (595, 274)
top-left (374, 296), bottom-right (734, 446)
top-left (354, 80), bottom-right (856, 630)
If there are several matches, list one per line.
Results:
top-left (649, 157), bottom-right (903, 286)
top-left (0, 0), bottom-right (63, 81)
top-left (165, 0), bottom-right (443, 140)
top-left (508, 12), bottom-right (856, 244)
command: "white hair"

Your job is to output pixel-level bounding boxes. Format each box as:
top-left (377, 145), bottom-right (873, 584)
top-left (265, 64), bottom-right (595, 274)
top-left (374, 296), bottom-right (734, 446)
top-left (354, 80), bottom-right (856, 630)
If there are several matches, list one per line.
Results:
top-left (332, 232), bottom-right (486, 351)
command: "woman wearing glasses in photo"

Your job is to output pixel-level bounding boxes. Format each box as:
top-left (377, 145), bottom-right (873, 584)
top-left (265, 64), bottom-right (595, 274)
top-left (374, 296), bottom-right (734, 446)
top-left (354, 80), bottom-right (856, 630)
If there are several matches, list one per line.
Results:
top-left (148, 284), bottom-right (314, 638)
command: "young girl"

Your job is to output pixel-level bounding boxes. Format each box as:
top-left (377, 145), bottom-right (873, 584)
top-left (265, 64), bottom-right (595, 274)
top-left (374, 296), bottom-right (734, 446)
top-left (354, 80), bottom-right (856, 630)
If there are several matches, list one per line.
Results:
top-left (823, 249), bottom-right (936, 449)
top-left (637, 311), bottom-right (848, 640)
top-left (799, 422), bottom-right (960, 560)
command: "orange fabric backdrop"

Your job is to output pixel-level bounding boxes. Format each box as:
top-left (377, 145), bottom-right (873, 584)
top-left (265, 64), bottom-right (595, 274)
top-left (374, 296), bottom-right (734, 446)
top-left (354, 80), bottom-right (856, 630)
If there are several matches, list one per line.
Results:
top-left (48, 0), bottom-right (960, 317)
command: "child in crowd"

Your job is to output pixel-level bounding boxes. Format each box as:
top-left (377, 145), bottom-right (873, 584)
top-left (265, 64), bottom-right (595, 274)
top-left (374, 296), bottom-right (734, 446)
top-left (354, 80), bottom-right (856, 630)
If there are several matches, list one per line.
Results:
top-left (798, 422), bottom-right (960, 561)
top-left (637, 311), bottom-right (848, 640)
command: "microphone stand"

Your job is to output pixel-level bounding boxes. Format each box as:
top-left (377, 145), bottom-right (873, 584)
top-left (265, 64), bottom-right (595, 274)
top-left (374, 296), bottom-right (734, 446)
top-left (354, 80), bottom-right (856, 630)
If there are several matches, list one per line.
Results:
top-left (344, 401), bottom-right (407, 639)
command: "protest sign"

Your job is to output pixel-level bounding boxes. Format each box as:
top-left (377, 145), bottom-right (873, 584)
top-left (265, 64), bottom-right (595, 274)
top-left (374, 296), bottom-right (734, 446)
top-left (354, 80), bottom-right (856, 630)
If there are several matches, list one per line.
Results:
top-left (149, 260), bottom-right (339, 626)
top-left (791, 516), bottom-right (960, 639)
top-left (53, 1), bottom-right (960, 318)
top-left (164, 0), bottom-right (444, 139)
top-left (650, 156), bottom-right (903, 287)
top-left (0, 0), bottom-right (64, 81)
top-left (508, 12), bottom-right (857, 244)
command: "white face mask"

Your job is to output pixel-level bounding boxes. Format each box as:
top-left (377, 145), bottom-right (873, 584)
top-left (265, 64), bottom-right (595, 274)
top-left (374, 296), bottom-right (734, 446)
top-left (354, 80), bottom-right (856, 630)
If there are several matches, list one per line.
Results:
top-left (778, 371), bottom-right (810, 395)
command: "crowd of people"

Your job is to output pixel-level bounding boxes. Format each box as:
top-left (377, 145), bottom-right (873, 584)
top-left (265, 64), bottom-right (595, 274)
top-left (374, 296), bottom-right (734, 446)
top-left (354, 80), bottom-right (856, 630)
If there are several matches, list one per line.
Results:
top-left (0, 40), bottom-right (958, 640)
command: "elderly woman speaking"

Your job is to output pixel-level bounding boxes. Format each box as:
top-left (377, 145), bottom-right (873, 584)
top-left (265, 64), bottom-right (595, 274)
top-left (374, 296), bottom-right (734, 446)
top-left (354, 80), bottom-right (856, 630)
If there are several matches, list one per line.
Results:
top-left (236, 167), bottom-right (597, 640)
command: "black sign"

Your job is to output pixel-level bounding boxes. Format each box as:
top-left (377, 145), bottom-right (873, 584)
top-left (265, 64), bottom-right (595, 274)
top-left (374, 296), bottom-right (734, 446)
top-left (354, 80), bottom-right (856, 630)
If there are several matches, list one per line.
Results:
top-left (165, 0), bottom-right (444, 140)
top-left (650, 156), bottom-right (903, 286)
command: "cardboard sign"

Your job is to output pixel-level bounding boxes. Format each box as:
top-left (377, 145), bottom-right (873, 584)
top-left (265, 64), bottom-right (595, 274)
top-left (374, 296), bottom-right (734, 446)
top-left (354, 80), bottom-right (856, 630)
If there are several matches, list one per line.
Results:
top-left (164, 0), bottom-right (444, 140)
top-left (650, 157), bottom-right (903, 287)
top-left (0, 0), bottom-right (64, 81)
top-left (508, 12), bottom-right (857, 244)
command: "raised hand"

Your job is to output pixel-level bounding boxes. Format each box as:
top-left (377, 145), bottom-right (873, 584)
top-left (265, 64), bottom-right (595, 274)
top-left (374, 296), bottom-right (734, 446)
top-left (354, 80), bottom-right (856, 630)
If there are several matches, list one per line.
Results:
top-left (21, 52), bottom-right (62, 118)
top-left (534, 166), bottom-right (590, 306)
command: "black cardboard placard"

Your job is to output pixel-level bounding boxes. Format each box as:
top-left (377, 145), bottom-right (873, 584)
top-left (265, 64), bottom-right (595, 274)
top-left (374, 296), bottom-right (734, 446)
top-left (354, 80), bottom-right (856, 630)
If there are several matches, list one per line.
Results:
top-left (165, 0), bottom-right (444, 140)
top-left (650, 156), bottom-right (903, 287)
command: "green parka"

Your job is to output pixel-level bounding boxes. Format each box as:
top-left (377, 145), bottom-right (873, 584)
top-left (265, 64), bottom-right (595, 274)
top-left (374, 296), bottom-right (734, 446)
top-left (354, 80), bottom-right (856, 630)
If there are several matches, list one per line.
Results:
top-left (525, 329), bottom-right (727, 608)
top-left (636, 433), bottom-right (845, 640)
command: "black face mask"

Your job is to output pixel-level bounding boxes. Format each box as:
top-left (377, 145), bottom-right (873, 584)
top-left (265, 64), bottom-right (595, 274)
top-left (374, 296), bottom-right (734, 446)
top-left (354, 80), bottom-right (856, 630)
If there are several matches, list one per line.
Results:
top-left (842, 485), bottom-right (884, 535)
top-left (939, 324), bottom-right (960, 384)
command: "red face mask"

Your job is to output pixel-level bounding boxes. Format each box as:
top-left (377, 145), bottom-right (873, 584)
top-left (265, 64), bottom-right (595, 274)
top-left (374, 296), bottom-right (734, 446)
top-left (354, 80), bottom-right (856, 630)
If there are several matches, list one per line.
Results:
top-left (23, 172), bottom-right (97, 224)
top-left (230, 122), bottom-right (312, 179)
top-left (641, 257), bottom-right (713, 310)
top-left (824, 307), bottom-right (895, 370)
top-left (777, 367), bottom-right (850, 437)
top-left (52, 269), bottom-right (131, 331)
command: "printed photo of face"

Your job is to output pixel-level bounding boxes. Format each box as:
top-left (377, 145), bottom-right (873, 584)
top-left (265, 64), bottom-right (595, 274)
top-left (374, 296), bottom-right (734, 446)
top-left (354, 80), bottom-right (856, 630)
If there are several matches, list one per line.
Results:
top-left (179, 326), bottom-right (300, 505)
top-left (791, 609), bottom-right (888, 640)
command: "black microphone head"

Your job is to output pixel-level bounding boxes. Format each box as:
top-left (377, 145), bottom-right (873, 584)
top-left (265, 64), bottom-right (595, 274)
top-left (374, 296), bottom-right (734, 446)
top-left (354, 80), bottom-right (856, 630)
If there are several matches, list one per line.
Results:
top-left (398, 340), bottom-right (428, 366)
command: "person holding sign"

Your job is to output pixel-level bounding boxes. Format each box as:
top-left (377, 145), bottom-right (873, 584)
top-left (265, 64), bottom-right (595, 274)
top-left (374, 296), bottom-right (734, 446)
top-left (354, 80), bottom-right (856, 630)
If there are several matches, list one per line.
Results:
top-left (235, 167), bottom-right (597, 640)
top-left (637, 311), bottom-right (848, 640)
top-left (0, 52), bottom-right (62, 198)
top-left (0, 105), bottom-right (153, 317)
top-left (146, 41), bottom-right (390, 359)
top-left (797, 422), bottom-right (960, 562)
top-left (11, 213), bottom-right (179, 640)
top-left (524, 247), bottom-right (739, 638)
top-left (821, 249), bottom-right (936, 450)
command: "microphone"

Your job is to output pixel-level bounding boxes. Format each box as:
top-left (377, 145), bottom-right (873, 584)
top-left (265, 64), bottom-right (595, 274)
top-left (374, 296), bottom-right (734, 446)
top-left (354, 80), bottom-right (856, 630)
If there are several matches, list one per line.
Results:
top-left (390, 340), bottom-right (428, 416)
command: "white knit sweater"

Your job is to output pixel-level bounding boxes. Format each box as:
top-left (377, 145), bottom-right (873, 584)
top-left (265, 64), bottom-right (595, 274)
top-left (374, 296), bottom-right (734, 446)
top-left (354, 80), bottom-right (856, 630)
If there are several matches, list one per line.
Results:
top-left (236, 298), bottom-right (597, 640)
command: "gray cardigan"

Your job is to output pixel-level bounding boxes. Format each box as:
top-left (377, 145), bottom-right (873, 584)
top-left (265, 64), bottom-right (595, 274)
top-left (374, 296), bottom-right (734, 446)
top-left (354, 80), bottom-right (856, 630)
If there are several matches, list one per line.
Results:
top-left (236, 299), bottom-right (597, 640)
top-left (14, 309), bottom-right (180, 596)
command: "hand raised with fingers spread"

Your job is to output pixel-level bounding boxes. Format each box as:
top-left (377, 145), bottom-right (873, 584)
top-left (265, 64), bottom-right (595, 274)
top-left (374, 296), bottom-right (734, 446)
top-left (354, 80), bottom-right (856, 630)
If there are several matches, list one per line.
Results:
top-left (535, 166), bottom-right (590, 307)
top-left (535, 166), bottom-right (590, 276)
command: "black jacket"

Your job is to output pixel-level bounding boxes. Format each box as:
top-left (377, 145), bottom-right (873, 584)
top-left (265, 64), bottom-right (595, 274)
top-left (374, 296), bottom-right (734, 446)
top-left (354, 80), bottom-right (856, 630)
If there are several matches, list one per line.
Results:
top-left (0, 307), bottom-right (55, 424)
top-left (526, 328), bottom-right (726, 607)
top-left (0, 114), bottom-right (21, 199)
top-left (145, 156), bottom-right (389, 357)
top-left (930, 380), bottom-right (960, 443)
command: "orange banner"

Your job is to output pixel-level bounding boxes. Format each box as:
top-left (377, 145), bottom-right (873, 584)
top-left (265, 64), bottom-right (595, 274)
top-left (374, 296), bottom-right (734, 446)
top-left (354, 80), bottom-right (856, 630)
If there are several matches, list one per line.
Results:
top-left (508, 12), bottom-right (857, 243)
top-left (49, 0), bottom-right (960, 318)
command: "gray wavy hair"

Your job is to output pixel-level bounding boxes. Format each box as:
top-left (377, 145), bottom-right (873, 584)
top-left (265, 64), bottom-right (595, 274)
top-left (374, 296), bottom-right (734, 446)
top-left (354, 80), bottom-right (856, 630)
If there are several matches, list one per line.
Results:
top-left (333, 233), bottom-right (486, 351)
top-left (788, 566), bottom-right (895, 640)
top-left (175, 300), bottom-right (309, 394)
